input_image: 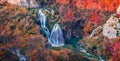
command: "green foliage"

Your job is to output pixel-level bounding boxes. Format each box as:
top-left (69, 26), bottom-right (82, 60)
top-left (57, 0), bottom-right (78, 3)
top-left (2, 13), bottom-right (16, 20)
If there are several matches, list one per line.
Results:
top-left (62, 44), bottom-right (73, 50)
top-left (66, 36), bottom-right (80, 45)
top-left (65, 36), bottom-right (81, 54)
top-left (51, 47), bottom-right (61, 51)
top-left (40, 57), bottom-right (46, 61)
top-left (57, 55), bottom-right (67, 61)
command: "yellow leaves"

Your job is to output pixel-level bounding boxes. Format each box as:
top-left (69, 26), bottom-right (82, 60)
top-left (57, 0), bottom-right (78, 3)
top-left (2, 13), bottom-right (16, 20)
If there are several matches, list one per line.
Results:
top-left (19, 7), bottom-right (27, 14)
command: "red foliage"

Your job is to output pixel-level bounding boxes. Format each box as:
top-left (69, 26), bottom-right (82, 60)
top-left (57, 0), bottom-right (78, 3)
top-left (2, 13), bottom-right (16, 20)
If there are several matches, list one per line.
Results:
top-left (72, 0), bottom-right (120, 12)
top-left (112, 52), bottom-right (120, 61)
top-left (116, 14), bottom-right (120, 17)
top-left (58, 5), bottom-right (67, 15)
top-left (56, 0), bottom-right (69, 4)
top-left (72, 0), bottom-right (83, 8)
top-left (64, 11), bottom-right (74, 20)
top-left (113, 42), bottom-right (120, 52)
top-left (90, 11), bottom-right (101, 25)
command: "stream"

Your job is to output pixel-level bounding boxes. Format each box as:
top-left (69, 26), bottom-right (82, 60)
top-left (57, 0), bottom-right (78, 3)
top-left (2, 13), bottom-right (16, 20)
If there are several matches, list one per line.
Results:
top-left (38, 9), bottom-right (105, 61)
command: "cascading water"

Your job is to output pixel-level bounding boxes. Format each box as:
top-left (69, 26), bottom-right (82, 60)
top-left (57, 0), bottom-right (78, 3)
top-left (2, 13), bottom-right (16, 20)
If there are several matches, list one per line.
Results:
top-left (38, 9), bottom-right (104, 60)
top-left (38, 9), bottom-right (64, 47)
top-left (79, 45), bottom-right (104, 61)
top-left (78, 26), bottom-right (105, 61)
top-left (11, 49), bottom-right (26, 61)
top-left (38, 9), bottom-right (50, 41)
top-left (50, 24), bottom-right (64, 47)
top-left (38, 9), bottom-right (47, 28)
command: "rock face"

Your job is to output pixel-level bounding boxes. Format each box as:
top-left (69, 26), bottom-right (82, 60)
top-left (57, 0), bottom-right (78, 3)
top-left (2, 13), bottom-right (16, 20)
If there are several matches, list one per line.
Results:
top-left (103, 6), bottom-right (120, 39)
top-left (80, 6), bottom-right (120, 61)
top-left (103, 14), bottom-right (120, 39)
top-left (0, 0), bottom-right (39, 8)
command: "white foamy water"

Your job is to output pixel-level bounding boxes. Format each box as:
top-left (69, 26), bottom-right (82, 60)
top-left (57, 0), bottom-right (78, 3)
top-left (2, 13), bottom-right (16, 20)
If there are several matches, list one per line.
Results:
top-left (50, 24), bottom-right (64, 47)
top-left (79, 45), bottom-right (104, 61)
top-left (38, 9), bottom-right (65, 47)
top-left (38, 9), bottom-right (47, 28)
top-left (11, 49), bottom-right (26, 61)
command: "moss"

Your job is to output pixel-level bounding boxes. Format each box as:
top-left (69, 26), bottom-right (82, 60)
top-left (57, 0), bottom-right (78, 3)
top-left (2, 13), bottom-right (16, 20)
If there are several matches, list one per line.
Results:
top-left (38, 39), bottom-right (43, 44)
top-left (65, 36), bottom-right (80, 45)
top-left (57, 55), bottom-right (66, 61)
top-left (10, 25), bottom-right (16, 30)
top-left (51, 47), bottom-right (61, 51)
top-left (62, 44), bottom-right (73, 50)
top-left (40, 57), bottom-right (46, 61)
top-left (116, 30), bottom-right (119, 36)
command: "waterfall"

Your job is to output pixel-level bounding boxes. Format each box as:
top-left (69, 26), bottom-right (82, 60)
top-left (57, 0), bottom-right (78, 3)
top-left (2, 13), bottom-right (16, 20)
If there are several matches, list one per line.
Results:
top-left (79, 45), bottom-right (104, 61)
top-left (38, 9), bottom-right (104, 60)
top-left (50, 24), bottom-right (64, 47)
top-left (38, 9), bottom-right (50, 40)
top-left (80, 26), bottom-right (105, 61)
top-left (11, 49), bottom-right (26, 61)
top-left (38, 9), bottom-right (47, 28)
top-left (38, 9), bottom-right (64, 47)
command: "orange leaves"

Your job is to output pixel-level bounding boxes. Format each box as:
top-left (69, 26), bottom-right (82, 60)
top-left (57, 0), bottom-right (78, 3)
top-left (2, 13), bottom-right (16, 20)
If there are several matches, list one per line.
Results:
top-left (72, 0), bottom-right (83, 8)
top-left (84, 0), bottom-right (92, 8)
top-left (50, 50), bottom-right (60, 60)
top-left (83, 22), bottom-right (94, 36)
top-left (83, 24), bottom-right (92, 33)
top-left (72, 0), bottom-right (120, 12)
top-left (56, 0), bottom-right (69, 4)
top-left (6, 43), bottom-right (13, 48)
